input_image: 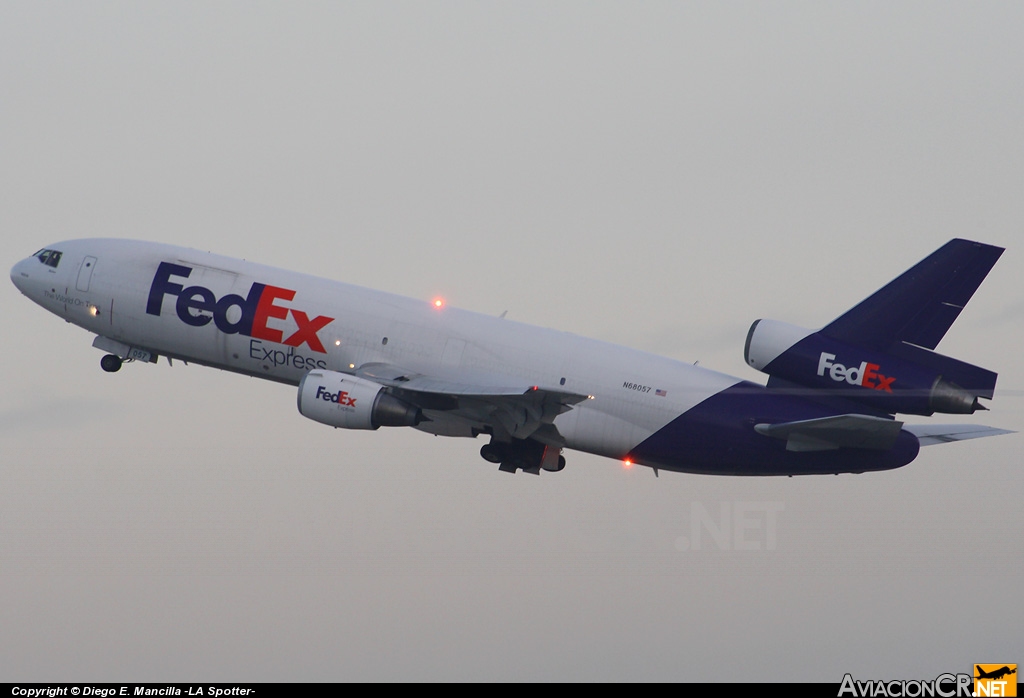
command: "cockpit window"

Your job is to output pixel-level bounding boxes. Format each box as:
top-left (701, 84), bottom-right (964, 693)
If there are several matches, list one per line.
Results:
top-left (34, 249), bottom-right (62, 268)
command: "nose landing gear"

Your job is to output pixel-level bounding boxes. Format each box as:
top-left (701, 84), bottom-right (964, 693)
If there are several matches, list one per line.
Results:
top-left (100, 354), bottom-right (123, 373)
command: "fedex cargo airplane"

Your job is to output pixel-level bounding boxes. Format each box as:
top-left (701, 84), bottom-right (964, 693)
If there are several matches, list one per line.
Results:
top-left (10, 238), bottom-right (1011, 476)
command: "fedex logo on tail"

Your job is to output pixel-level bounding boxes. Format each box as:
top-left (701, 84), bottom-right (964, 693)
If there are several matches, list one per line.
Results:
top-left (147, 262), bottom-right (334, 353)
top-left (817, 352), bottom-right (895, 392)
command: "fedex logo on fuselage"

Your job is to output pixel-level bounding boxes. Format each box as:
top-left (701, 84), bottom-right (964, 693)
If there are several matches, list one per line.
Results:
top-left (146, 261), bottom-right (334, 353)
top-left (817, 352), bottom-right (895, 392)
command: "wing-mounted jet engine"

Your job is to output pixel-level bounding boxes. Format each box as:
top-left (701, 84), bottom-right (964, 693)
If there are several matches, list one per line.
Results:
top-left (297, 370), bottom-right (423, 429)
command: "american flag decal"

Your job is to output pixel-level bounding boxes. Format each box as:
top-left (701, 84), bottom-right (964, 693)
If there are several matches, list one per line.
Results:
top-left (655, 389), bottom-right (667, 397)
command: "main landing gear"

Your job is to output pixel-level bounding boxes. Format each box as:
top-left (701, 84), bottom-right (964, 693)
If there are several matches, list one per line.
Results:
top-left (480, 439), bottom-right (566, 475)
top-left (100, 354), bottom-right (123, 373)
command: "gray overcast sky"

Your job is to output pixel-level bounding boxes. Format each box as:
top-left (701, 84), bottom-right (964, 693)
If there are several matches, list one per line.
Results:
top-left (2, 1), bottom-right (1022, 682)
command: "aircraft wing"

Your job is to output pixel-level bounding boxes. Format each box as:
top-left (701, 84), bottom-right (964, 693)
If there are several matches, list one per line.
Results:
top-left (354, 362), bottom-right (590, 442)
top-left (903, 423), bottom-right (1015, 446)
top-left (754, 414), bottom-right (905, 452)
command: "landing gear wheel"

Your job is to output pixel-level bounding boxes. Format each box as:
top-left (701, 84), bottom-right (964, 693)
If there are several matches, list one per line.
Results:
top-left (480, 443), bottom-right (505, 464)
top-left (100, 354), bottom-right (123, 373)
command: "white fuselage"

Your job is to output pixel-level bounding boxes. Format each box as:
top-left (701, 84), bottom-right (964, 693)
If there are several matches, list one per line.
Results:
top-left (11, 239), bottom-right (742, 462)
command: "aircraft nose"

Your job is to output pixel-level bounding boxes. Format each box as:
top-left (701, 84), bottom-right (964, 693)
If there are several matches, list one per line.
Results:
top-left (10, 257), bottom-right (32, 294)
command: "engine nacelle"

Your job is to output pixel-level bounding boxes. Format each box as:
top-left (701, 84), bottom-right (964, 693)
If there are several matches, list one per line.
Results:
top-left (744, 319), bottom-right (995, 415)
top-left (297, 370), bottom-right (422, 430)
top-left (744, 319), bottom-right (815, 372)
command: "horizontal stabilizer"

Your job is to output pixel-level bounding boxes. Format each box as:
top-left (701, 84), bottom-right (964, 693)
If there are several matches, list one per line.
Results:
top-left (903, 423), bottom-right (1014, 446)
top-left (755, 414), bottom-right (904, 452)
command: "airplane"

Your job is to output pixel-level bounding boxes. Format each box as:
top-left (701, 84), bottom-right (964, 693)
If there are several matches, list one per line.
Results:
top-left (975, 666), bottom-right (1016, 681)
top-left (10, 238), bottom-right (1012, 476)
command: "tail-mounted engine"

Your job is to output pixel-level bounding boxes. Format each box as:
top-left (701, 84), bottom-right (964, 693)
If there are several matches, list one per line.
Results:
top-left (744, 319), bottom-right (997, 415)
top-left (297, 370), bottom-right (423, 429)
